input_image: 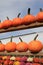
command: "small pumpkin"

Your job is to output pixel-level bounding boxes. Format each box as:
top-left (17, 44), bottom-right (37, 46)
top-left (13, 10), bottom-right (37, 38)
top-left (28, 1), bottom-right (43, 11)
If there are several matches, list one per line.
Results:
top-left (40, 58), bottom-right (43, 63)
top-left (0, 20), bottom-right (3, 29)
top-left (32, 63), bottom-right (41, 65)
top-left (20, 56), bottom-right (27, 62)
top-left (28, 34), bottom-right (43, 53)
top-left (2, 17), bottom-right (12, 29)
top-left (16, 37), bottom-right (28, 52)
top-left (5, 36), bottom-right (16, 52)
top-left (36, 8), bottom-right (43, 22)
top-left (0, 41), bottom-right (5, 52)
top-left (15, 57), bottom-right (21, 61)
top-left (12, 13), bottom-right (22, 26)
top-left (33, 58), bottom-right (40, 63)
top-left (20, 62), bottom-right (25, 65)
top-left (13, 61), bottom-right (20, 65)
top-left (22, 8), bottom-right (35, 25)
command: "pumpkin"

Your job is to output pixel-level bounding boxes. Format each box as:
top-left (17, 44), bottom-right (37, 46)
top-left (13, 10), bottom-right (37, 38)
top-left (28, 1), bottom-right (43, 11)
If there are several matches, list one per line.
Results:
top-left (20, 62), bottom-right (25, 65)
top-left (5, 36), bottom-right (16, 52)
top-left (2, 17), bottom-right (12, 29)
top-left (39, 58), bottom-right (43, 63)
top-left (20, 56), bottom-right (27, 62)
top-left (13, 61), bottom-right (20, 65)
top-left (32, 63), bottom-right (41, 65)
top-left (15, 57), bottom-right (21, 61)
top-left (33, 58), bottom-right (40, 63)
top-left (28, 34), bottom-right (43, 53)
top-left (0, 41), bottom-right (5, 52)
top-left (16, 37), bottom-right (28, 52)
top-left (0, 20), bottom-right (3, 29)
top-left (12, 13), bottom-right (22, 26)
top-left (36, 8), bottom-right (43, 22)
top-left (22, 8), bottom-right (35, 25)
top-left (25, 63), bottom-right (32, 65)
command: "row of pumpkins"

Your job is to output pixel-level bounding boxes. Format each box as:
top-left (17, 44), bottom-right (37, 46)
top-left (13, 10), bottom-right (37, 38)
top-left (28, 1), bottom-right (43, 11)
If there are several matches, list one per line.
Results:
top-left (0, 34), bottom-right (43, 53)
top-left (0, 8), bottom-right (43, 29)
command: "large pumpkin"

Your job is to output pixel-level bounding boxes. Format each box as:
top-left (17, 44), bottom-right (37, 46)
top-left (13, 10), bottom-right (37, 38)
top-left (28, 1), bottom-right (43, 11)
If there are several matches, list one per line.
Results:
top-left (0, 41), bottom-right (5, 52)
top-left (16, 37), bottom-right (28, 52)
top-left (36, 8), bottom-right (43, 22)
top-left (12, 13), bottom-right (22, 26)
top-left (22, 8), bottom-right (35, 25)
top-left (5, 37), bottom-right (16, 52)
top-left (2, 17), bottom-right (12, 29)
top-left (28, 34), bottom-right (43, 53)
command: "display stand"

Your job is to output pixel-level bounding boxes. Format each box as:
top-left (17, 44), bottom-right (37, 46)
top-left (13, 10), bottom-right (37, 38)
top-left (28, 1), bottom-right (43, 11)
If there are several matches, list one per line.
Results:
top-left (0, 22), bottom-right (43, 64)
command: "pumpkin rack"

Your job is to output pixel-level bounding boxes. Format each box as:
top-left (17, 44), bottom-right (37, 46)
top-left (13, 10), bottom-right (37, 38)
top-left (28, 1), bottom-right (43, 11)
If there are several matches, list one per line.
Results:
top-left (0, 22), bottom-right (43, 64)
top-left (0, 22), bottom-right (43, 55)
top-left (0, 22), bottom-right (43, 33)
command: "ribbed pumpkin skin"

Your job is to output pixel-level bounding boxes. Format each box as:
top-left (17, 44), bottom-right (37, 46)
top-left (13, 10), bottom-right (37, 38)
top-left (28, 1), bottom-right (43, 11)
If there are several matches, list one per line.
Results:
top-left (2, 20), bottom-right (12, 28)
top-left (28, 40), bottom-right (42, 52)
top-left (16, 42), bottom-right (28, 52)
top-left (22, 15), bottom-right (35, 25)
top-left (12, 18), bottom-right (22, 26)
top-left (36, 12), bottom-right (43, 22)
top-left (0, 43), bottom-right (5, 52)
top-left (0, 23), bottom-right (3, 29)
top-left (5, 42), bottom-right (16, 52)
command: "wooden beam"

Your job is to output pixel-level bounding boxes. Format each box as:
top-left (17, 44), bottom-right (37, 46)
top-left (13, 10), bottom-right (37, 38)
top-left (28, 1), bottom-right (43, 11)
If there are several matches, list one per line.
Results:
top-left (0, 51), bottom-right (43, 56)
top-left (0, 22), bottom-right (43, 33)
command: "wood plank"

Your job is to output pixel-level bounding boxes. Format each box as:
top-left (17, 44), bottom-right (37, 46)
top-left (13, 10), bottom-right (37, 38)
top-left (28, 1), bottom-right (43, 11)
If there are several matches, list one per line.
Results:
top-left (0, 22), bottom-right (43, 33)
top-left (0, 51), bottom-right (43, 56)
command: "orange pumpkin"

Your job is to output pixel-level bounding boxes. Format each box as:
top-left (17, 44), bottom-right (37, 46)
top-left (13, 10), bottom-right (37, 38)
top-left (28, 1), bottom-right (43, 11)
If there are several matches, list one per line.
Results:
top-left (33, 58), bottom-right (40, 63)
top-left (36, 8), bottom-right (43, 22)
top-left (40, 58), bottom-right (43, 63)
top-left (2, 17), bottom-right (12, 29)
top-left (0, 41), bottom-right (5, 52)
top-left (28, 34), bottom-right (43, 53)
top-left (32, 63), bottom-right (41, 65)
top-left (12, 13), bottom-right (22, 26)
top-left (16, 37), bottom-right (28, 52)
top-left (5, 37), bottom-right (16, 52)
top-left (15, 57), bottom-right (21, 61)
top-left (22, 8), bottom-right (35, 25)
top-left (0, 20), bottom-right (3, 29)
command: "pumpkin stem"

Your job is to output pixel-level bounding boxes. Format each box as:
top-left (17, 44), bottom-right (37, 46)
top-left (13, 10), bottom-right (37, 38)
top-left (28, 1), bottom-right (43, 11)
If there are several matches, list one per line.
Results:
top-left (19, 37), bottom-right (23, 42)
top-left (0, 20), bottom-right (1, 22)
top-left (17, 13), bottom-right (21, 17)
top-left (28, 8), bottom-right (30, 14)
top-left (34, 34), bottom-right (38, 40)
top-left (40, 8), bottom-right (43, 12)
top-left (6, 16), bottom-right (9, 20)
top-left (11, 36), bottom-right (13, 42)
top-left (0, 40), bottom-right (2, 43)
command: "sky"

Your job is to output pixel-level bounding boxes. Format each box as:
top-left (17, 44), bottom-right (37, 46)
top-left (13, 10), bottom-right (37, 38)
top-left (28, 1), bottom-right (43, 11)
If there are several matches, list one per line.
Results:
top-left (0, 0), bottom-right (43, 21)
top-left (0, 0), bottom-right (43, 44)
